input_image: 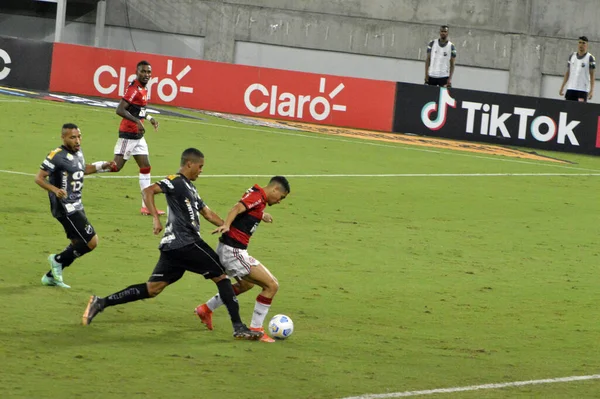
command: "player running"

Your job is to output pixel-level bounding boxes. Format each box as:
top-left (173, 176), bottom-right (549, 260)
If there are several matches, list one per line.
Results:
top-left (35, 123), bottom-right (116, 288)
top-left (195, 176), bottom-right (290, 342)
top-left (82, 148), bottom-right (263, 340)
top-left (110, 60), bottom-right (165, 216)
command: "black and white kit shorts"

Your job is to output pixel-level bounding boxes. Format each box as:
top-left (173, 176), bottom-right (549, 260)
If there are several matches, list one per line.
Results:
top-left (149, 240), bottom-right (226, 284)
top-left (56, 211), bottom-right (96, 243)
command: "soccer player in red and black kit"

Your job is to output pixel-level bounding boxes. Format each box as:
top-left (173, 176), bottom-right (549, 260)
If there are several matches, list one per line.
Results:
top-left (82, 148), bottom-right (263, 341)
top-left (195, 176), bottom-right (290, 343)
top-left (112, 60), bottom-right (165, 216)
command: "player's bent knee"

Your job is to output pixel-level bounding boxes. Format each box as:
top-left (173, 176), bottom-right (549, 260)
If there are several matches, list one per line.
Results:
top-left (147, 281), bottom-right (168, 297)
top-left (88, 235), bottom-right (99, 250)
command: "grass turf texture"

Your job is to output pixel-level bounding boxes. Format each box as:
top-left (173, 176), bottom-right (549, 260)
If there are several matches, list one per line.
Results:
top-left (1, 94), bottom-right (600, 398)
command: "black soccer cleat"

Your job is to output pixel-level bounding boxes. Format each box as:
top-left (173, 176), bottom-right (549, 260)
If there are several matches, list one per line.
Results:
top-left (233, 323), bottom-right (263, 340)
top-left (82, 295), bottom-right (104, 325)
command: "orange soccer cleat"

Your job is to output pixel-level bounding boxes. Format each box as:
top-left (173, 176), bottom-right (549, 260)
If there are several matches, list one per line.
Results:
top-left (194, 303), bottom-right (213, 331)
top-left (250, 327), bottom-right (275, 343)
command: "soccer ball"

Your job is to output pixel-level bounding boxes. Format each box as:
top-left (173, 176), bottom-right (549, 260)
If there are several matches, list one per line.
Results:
top-left (268, 314), bottom-right (294, 339)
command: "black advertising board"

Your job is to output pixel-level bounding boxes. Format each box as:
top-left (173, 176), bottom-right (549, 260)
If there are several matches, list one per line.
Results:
top-left (0, 36), bottom-right (53, 91)
top-left (393, 82), bottom-right (600, 155)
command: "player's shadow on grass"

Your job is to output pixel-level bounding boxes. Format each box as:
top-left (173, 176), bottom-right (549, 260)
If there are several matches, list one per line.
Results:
top-left (0, 284), bottom-right (43, 296)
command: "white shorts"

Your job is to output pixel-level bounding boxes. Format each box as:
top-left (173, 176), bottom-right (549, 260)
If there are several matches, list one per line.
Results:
top-left (114, 137), bottom-right (149, 160)
top-left (216, 241), bottom-right (261, 279)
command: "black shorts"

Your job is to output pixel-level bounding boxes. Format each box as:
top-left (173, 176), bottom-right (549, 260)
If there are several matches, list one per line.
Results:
top-left (56, 211), bottom-right (96, 243)
top-left (427, 76), bottom-right (449, 87)
top-left (149, 241), bottom-right (226, 284)
top-left (565, 90), bottom-right (588, 102)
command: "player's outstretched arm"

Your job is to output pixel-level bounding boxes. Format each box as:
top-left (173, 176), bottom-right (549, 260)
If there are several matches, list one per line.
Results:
top-left (34, 169), bottom-right (66, 199)
top-left (142, 184), bottom-right (164, 234)
top-left (85, 161), bottom-right (117, 175)
top-left (212, 202), bottom-right (246, 234)
top-left (200, 206), bottom-right (224, 227)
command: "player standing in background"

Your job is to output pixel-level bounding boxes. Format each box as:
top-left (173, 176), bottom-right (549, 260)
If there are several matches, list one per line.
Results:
top-left (82, 148), bottom-right (263, 341)
top-left (35, 123), bottom-right (116, 288)
top-left (111, 60), bottom-right (165, 216)
top-left (425, 25), bottom-right (457, 87)
top-left (559, 36), bottom-right (596, 102)
top-left (195, 176), bottom-right (290, 343)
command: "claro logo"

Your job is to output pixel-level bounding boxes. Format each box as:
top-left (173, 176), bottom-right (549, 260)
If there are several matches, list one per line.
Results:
top-left (93, 59), bottom-right (193, 102)
top-left (421, 88), bottom-right (581, 146)
top-left (244, 77), bottom-right (347, 121)
top-left (0, 49), bottom-right (12, 80)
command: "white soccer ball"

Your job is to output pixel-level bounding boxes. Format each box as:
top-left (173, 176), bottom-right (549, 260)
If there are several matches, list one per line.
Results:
top-left (268, 314), bottom-right (294, 339)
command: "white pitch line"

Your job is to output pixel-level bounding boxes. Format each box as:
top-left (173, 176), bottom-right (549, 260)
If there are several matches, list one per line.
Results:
top-left (3, 170), bottom-right (600, 179)
top-left (156, 115), bottom-right (600, 173)
top-left (340, 374), bottom-right (600, 398)
top-left (10, 97), bottom-right (600, 173)
top-left (0, 99), bottom-right (29, 102)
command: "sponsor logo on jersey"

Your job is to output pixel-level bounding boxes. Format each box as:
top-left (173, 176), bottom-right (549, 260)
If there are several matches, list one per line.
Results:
top-left (42, 159), bottom-right (55, 170)
top-left (47, 148), bottom-right (62, 160)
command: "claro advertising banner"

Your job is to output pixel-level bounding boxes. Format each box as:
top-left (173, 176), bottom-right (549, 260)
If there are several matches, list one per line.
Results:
top-left (49, 43), bottom-right (396, 131)
top-left (0, 36), bottom-right (53, 90)
top-left (394, 82), bottom-right (600, 155)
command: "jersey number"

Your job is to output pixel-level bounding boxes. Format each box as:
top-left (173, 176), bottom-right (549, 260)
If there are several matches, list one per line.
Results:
top-left (71, 170), bottom-right (84, 192)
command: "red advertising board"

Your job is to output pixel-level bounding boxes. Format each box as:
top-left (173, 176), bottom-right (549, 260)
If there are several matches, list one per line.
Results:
top-left (49, 43), bottom-right (396, 131)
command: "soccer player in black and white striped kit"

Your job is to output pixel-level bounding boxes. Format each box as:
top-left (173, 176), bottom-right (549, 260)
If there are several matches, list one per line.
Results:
top-left (559, 36), bottom-right (596, 102)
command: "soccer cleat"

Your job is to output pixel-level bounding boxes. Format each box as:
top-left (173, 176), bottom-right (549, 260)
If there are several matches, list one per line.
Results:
top-left (250, 327), bottom-right (275, 343)
top-left (41, 274), bottom-right (56, 286)
top-left (233, 323), bottom-right (264, 340)
top-left (82, 295), bottom-right (104, 325)
top-left (194, 304), bottom-right (213, 331)
top-left (41, 274), bottom-right (71, 288)
top-left (140, 207), bottom-right (166, 216)
top-left (47, 254), bottom-right (70, 288)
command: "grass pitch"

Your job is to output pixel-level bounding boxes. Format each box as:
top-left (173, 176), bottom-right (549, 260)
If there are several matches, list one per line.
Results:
top-left (1, 94), bottom-right (600, 398)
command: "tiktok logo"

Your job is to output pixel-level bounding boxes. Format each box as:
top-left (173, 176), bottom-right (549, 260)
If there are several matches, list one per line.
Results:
top-left (421, 88), bottom-right (456, 130)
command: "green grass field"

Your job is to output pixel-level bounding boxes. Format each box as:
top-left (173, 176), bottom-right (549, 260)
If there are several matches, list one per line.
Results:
top-left (1, 93), bottom-right (600, 398)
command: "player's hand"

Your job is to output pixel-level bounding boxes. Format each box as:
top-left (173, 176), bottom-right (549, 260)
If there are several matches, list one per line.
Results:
top-left (262, 213), bottom-right (273, 223)
top-left (559, 88), bottom-right (565, 96)
top-left (103, 161), bottom-right (118, 172)
top-left (212, 225), bottom-right (230, 235)
top-left (152, 217), bottom-right (163, 235)
top-left (137, 120), bottom-right (146, 134)
top-left (54, 188), bottom-right (67, 199)
top-left (150, 118), bottom-right (159, 131)
top-left (589, 91), bottom-right (594, 100)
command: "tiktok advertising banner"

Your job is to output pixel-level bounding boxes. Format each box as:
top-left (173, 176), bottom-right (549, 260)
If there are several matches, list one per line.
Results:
top-left (49, 43), bottom-right (396, 131)
top-left (393, 82), bottom-right (600, 155)
top-left (0, 36), bottom-right (53, 91)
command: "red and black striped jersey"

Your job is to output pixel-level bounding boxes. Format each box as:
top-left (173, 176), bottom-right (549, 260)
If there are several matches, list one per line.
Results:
top-left (119, 79), bottom-right (148, 137)
top-left (221, 184), bottom-right (267, 249)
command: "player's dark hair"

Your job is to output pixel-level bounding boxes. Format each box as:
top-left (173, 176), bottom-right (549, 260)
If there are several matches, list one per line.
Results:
top-left (137, 60), bottom-right (151, 69)
top-left (270, 176), bottom-right (290, 193)
top-left (579, 36), bottom-right (589, 43)
top-left (62, 123), bottom-right (79, 130)
top-left (440, 25), bottom-right (449, 31)
top-left (181, 148), bottom-right (204, 166)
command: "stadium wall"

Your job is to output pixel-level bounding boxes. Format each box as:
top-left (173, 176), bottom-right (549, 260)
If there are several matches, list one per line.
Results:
top-left (0, 0), bottom-right (599, 100)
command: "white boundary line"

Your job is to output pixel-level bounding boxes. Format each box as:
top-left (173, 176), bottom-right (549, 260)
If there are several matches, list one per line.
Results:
top-left (340, 374), bottom-right (600, 398)
top-left (3, 170), bottom-right (600, 179)
top-left (19, 99), bottom-right (600, 173)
